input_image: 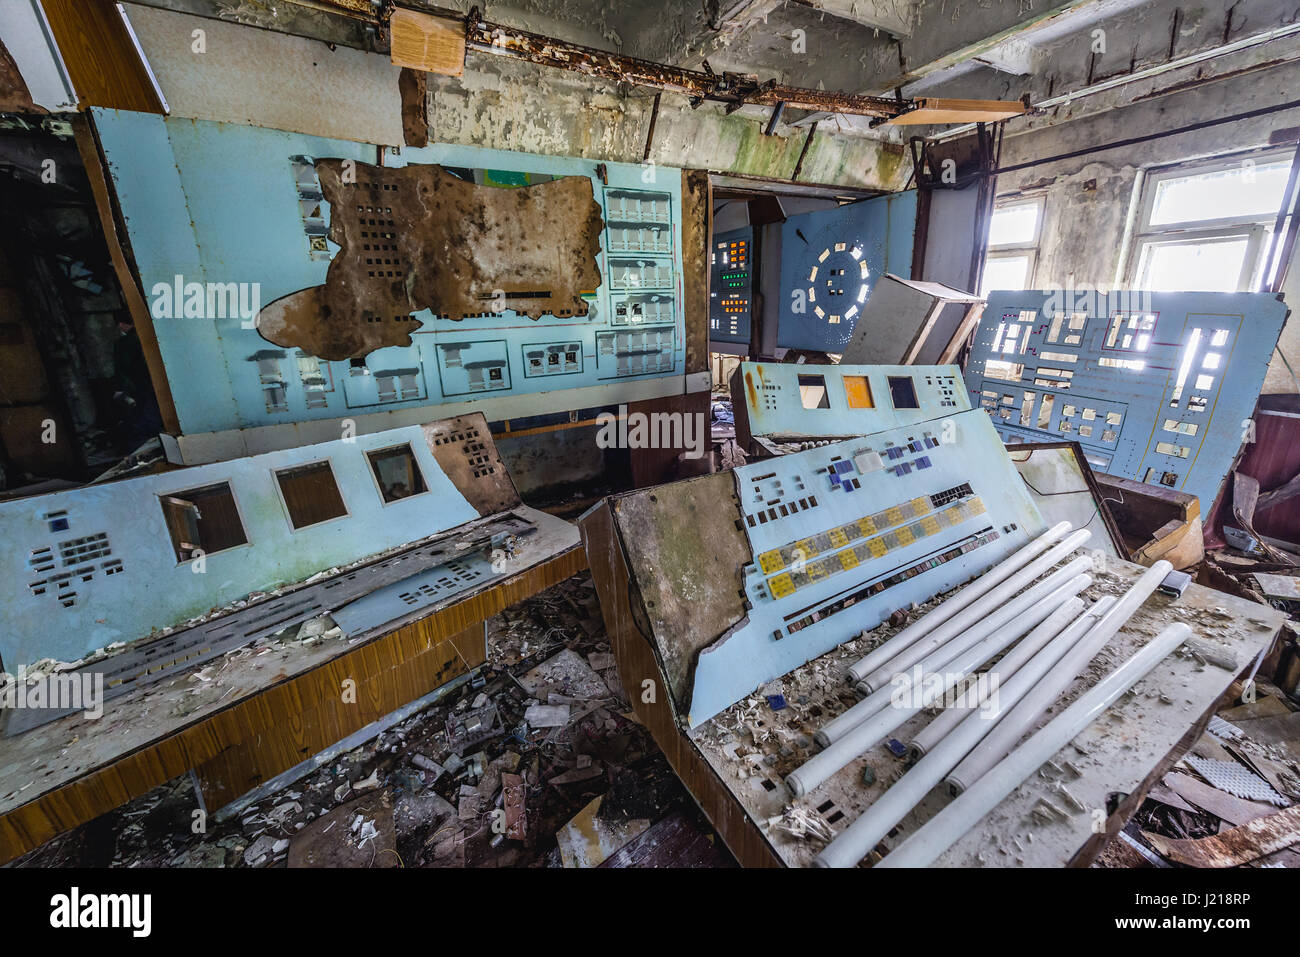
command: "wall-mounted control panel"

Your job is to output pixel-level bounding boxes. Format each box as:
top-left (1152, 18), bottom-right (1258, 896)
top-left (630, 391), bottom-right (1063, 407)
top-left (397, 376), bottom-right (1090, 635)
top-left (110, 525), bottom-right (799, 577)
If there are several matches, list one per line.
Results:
top-left (965, 290), bottom-right (1289, 510)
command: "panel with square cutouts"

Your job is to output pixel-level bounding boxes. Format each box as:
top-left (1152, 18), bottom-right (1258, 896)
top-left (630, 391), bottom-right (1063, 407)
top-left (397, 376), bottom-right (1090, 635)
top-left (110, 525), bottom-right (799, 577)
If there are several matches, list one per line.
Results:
top-left (965, 291), bottom-right (1288, 510)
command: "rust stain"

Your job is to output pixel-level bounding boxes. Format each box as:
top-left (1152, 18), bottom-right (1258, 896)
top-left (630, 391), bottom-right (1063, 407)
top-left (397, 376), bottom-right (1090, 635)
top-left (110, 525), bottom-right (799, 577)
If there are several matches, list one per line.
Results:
top-left (1141, 804), bottom-right (1300, 867)
top-left (0, 36), bottom-right (43, 113)
top-left (257, 160), bottom-right (604, 361)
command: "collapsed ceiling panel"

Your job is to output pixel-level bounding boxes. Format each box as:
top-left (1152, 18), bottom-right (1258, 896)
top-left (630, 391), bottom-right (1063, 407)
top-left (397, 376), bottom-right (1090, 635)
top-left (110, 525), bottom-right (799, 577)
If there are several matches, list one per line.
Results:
top-left (258, 160), bottom-right (604, 361)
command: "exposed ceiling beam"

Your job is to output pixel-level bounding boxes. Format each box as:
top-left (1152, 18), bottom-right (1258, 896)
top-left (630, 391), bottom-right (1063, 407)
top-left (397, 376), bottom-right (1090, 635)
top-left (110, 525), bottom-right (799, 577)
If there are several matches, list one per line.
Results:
top-left (970, 35), bottom-right (1036, 77)
top-left (930, 20), bottom-right (1300, 141)
top-left (461, 10), bottom-right (912, 117)
top-left (667, 0), bottom-right (786, 69)
top-left (710, 0), bottom-right (787, 42)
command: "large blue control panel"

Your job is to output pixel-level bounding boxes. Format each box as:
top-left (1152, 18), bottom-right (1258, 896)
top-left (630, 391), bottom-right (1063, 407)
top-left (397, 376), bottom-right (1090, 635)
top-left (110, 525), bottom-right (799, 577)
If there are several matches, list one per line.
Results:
top-left (731, 361), bottom-right (968, 452)
top-left (0, 414), bottom-right (515, 670)
top-left (964, 290), bottom-right (1289, 511)
top-left (92, 109), bottom-right (688, 441)
top-left (776, 191), bottom-right (917, 353)
top-left (600, 404), bottom-right (1043, 728)
top-left (688, 409), bottom-right (1040, 724)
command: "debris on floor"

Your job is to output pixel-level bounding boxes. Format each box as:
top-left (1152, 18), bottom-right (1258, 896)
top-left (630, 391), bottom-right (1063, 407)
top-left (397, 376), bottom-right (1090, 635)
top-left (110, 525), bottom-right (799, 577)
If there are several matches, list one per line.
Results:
top-left (1101, 677), bottom-right (1300, 868)
top-left (13, 573), bottom-right (734, 869)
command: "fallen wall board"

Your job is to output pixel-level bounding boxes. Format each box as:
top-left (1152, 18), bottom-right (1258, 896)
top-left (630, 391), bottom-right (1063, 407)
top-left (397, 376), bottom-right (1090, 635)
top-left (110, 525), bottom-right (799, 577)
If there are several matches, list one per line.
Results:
top-left (964, 290), bottom-right (1290, 516)
top-left (839, 274), bottom-right (983, 366)
top-left (1143, 804), bottom-right (1300, 867)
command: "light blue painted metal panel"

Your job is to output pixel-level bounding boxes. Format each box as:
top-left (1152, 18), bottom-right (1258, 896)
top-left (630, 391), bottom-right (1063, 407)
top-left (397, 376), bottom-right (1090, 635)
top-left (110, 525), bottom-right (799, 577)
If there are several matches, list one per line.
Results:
top-left (964, 290), bottom-right (1290, 512)
top-left (734, 361), bottom-right (968, 444)
top-left (776, 190), bottom-right (917, 352)
top-left (0, 423), bottom-right (482, 668)
top-left (331, 549), bottom-right (499, 635)
top-left (91, 109), bottom-right (687, 436)
top-left (686, 408), bottom-right (1042, 726)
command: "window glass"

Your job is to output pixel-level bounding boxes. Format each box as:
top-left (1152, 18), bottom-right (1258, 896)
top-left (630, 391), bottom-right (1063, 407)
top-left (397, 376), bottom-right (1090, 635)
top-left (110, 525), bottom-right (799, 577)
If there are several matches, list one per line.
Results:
top-left (1150, 160), bottom-right (1292, 226)
top-left (798, 374), bottom-right (831, 409)
top-left (981, 256), bottom-right (1032, 296)
top-left (888, 376), bottom-right (919, 409)
top-left (988, 202), bottom-right (1040, 246)
top-left (1135, 238), bottom-right (1249, 292)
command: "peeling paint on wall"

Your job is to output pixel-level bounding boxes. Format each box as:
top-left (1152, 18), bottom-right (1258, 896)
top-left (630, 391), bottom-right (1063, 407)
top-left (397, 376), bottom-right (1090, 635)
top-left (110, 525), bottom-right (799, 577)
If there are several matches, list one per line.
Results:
top-left (257, 160), bottom-right (604, 361)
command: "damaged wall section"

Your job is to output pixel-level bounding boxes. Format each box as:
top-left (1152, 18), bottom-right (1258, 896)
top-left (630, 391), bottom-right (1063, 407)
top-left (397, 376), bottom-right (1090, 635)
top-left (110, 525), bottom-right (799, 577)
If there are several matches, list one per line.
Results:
top-left (92, 110), bottom-right (689, 450)
top-left (258, 161), bottom-right (604, 361)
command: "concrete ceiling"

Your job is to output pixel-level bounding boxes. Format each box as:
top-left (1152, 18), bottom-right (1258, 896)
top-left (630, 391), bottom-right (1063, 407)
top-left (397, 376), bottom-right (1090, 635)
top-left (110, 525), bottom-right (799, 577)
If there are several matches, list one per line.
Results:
top-left (475, 0), bottom-right (1300, 132)
top-left (121, 0), bottom-right (1300, 144)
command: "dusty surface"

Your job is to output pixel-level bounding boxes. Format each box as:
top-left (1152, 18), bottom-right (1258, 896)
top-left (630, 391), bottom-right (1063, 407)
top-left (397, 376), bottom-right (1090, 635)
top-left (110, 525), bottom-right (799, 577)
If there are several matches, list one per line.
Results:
top-left (0, 506), bottom-right (579, 819)
top-left (612, 472), bottom-right (751, 711)
top-left (689, 560), bottom-right (1284, 867)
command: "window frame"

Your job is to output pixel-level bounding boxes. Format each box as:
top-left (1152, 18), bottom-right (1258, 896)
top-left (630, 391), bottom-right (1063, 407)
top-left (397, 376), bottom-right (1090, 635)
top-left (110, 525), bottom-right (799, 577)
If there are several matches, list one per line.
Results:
top-left (158, 479), bottom-right (251, 565)
top-left (273, 458), bottom-right (350, 531)
top-left (797, 373), bottom-right (832, 410)
top-left (1125, 148), bottom-right (1295, 292)
top-left (983, 195), bottom-right (1045, 295)
top-left (365, 442), bottom-right (431, 506)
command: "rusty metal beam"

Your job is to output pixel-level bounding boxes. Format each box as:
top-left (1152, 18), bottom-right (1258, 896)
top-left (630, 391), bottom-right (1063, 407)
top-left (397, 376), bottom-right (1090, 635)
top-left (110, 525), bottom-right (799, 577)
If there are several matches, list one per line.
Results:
top-left (643, 91), bottom-right (661, 161)
top-left (459, 10), bottom-right (908, 118)
top-left (274, 2), bottom-right (1022, 124)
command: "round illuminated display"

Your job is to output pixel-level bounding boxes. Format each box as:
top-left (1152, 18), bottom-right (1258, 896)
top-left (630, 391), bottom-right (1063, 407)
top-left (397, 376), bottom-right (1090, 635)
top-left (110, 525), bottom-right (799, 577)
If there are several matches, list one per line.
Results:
top-left (806, 242), bottom-right (870, 327)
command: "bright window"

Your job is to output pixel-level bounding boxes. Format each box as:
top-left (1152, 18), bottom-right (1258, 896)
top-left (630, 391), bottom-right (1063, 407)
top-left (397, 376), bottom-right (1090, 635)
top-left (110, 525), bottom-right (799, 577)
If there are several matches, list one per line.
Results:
top-left (982, 197), bottom-right (1043, 296)
top-left (1128, 151), bottom-right (1295, 292)
top-left (988, 203), bottom-right (1041, 245)
top-left (981, 255), bottom-right (1033, 296)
